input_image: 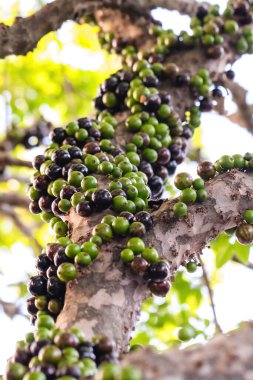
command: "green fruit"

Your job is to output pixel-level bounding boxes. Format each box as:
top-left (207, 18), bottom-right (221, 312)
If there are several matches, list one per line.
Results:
top-left (178, 326), bottom-right (195, 341)
top-left (92, 223), bottom-right (113, 241)
top-left (186, 261), bottom-right (197, 273)
top-left (121, 366), bottom-right (142, 380)
top-left (174, 172), bottom-right (193, 190)
top-left (127, 237), bottom-right (145, 254)
top-left (57, 263), bottom-right (77, 282)
top-left (68, 171), bottom-right (84, 187)
top-left (126, 115), bottom-right (142, 132)
top-left (173, 202), bottom-right (188, 217)
top-left (75, 252), bottom-right (92, 266)
top-left (82, 242), bottom-right (99, 259)
top-left (224, 20), bottom-right (239, 35)
top-left (81, 176), bottom-right (97, 191)
top-left (219, 155), bottom-right (234, 170)
top-left (6, 362), bottom-right (27, 380)
top-left (141, 247), bottom-right (159, 262)
top-left (120, 248), bottom-right (135, 263)
top-left (112, 195), bottom-right (128, 212)
top-left (70, 192), bottom-right (84, 207)
top-left (102, 92), bottom-right (118, 108)
top-left (36, 315), bottom-right (54, 330)
top-left (58, 199), bottom-right (71, 213)
top-left (23, 372), bottom-right (46, 380)
top-left (38, 345), bottom-right (62, 364)
top-left (112, 217), bottom-right (130, 235)
top-left (157, 104), bottom-right (171, 119)
top-left (243, 210), bottom-right (253, 224)
top-left (66, 121), bottom-right (79, 136)
top-left (84, 155), bottom-right (100, 172)
top-left (53, 221), bottom-right (68, 237)
top-left (180, 188), bottom-right (197, 204)
top-left (233, 154), bottom-right (245, 168)
top-left (197, 189), bottom-right (208, 202)
top-left (193, 178), bottom-right (205, 190)
top-left (65, 243), bottom-right (81, 258)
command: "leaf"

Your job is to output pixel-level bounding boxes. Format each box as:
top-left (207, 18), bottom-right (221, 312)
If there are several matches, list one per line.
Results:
top-left (211, 233), bottom-right (233, 268)
top-left (233, 241), bottom-right (250, 265)
top-left (211, 233), bottom-right (251, 268)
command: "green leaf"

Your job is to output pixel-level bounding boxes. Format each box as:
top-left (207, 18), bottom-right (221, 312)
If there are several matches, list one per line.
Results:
top-left (211, 233), bottom-right (233, 268)
top-left (233, 241), bottom-right (250, 265)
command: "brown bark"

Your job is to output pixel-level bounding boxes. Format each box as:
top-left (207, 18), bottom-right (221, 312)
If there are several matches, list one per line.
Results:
top-left (57, 170), bottom-right (253, 352)
top-left (122, 322), bottom-right (253, 380)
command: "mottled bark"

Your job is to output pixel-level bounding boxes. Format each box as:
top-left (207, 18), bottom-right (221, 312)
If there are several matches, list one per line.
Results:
top-left (122, 322), bottom-right (253, 380)
top-left (57, 170), bottom-right (253, 351)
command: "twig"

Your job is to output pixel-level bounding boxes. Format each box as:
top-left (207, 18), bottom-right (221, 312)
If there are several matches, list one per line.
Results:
top-left (0, 299), bottom-right (22, 319)
top-left (198, 254), bottom-right (223, 334)
top-left (0, 204), bottom-right (42, 251)
top-left (0, 152), bottom-right (32, 168)
top-left (224, 79), bottom-right (253, 134)
top-left (0, 172), bottom-right (30, 183)
top-left (232, 256), bottom-right (253, 270)
top-left (0, 193), bottom-right (30, 208)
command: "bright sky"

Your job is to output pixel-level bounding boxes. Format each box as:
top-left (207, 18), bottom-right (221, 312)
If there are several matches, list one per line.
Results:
top-left (0, 0), bottom-right (253, 373)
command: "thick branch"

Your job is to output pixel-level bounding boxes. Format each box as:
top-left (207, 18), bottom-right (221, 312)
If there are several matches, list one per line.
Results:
top-left (0, 0), bottom-right (148, 58)
top-left (57, 170), bottom-right (253, 351)
top-left (122, 322), bottom-right (253, 380)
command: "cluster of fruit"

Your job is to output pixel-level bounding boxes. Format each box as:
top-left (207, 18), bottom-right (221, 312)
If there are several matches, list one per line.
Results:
top-left (4, 315), bottom-right (121, 380)
top-left (99, 1), bottom-right (253, 60)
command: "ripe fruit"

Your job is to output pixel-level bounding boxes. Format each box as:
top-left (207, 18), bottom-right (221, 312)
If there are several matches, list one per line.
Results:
top-left (197, 161), bottom-right (216, 180)
top-left (148, 280), bottom-right (171, 296)
top-left (147, 261), bottom-right (169, 282)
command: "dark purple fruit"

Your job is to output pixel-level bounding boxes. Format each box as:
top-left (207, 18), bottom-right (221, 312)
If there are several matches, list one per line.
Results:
top-left (148, 280), bottom-right (171, 296)
top-left (147, 261), bottom-right (170, 282)
top-left (28, 275), bottom-right (47, 296)
top-left (92, 189), bottom-right (112, 210)
top-left (197, 161), bottom-right (216, 180)
top-left (47, 276), bottom-right (66, 297)
top-left (35, 254), bottom-right (51, 273)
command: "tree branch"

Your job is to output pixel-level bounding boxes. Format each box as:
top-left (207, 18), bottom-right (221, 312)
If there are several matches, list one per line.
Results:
top-left (225, 80), bottom-right (253, 134)
top-left (0, 153), bottom-right (32, 168)
top-left (0, 204), bottom-right (42, 251)
top-left (232, 256), bottom-right (253, 270)
top-left (122, 322), bottom-right (253, 379)
top-left (0, 193), bottom-right (30, 208)
top-left (0, 299), bottom-right (22, 319)
top-left (57, 170), bottom-right (253, 351)
top-left (0, 0), bottom-right (148, 58)
top-left (198, 254), bottom-right (223, 334)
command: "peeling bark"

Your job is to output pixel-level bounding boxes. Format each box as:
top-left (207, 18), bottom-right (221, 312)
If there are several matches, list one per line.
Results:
top-left (57, 170), bottom-right (253, 351)
top-left (122, 322), bottom-right (253, 380)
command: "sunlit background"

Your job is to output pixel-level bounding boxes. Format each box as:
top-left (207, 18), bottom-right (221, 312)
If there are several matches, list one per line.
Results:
top-left (0, 0), bottom-right (253, 373)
